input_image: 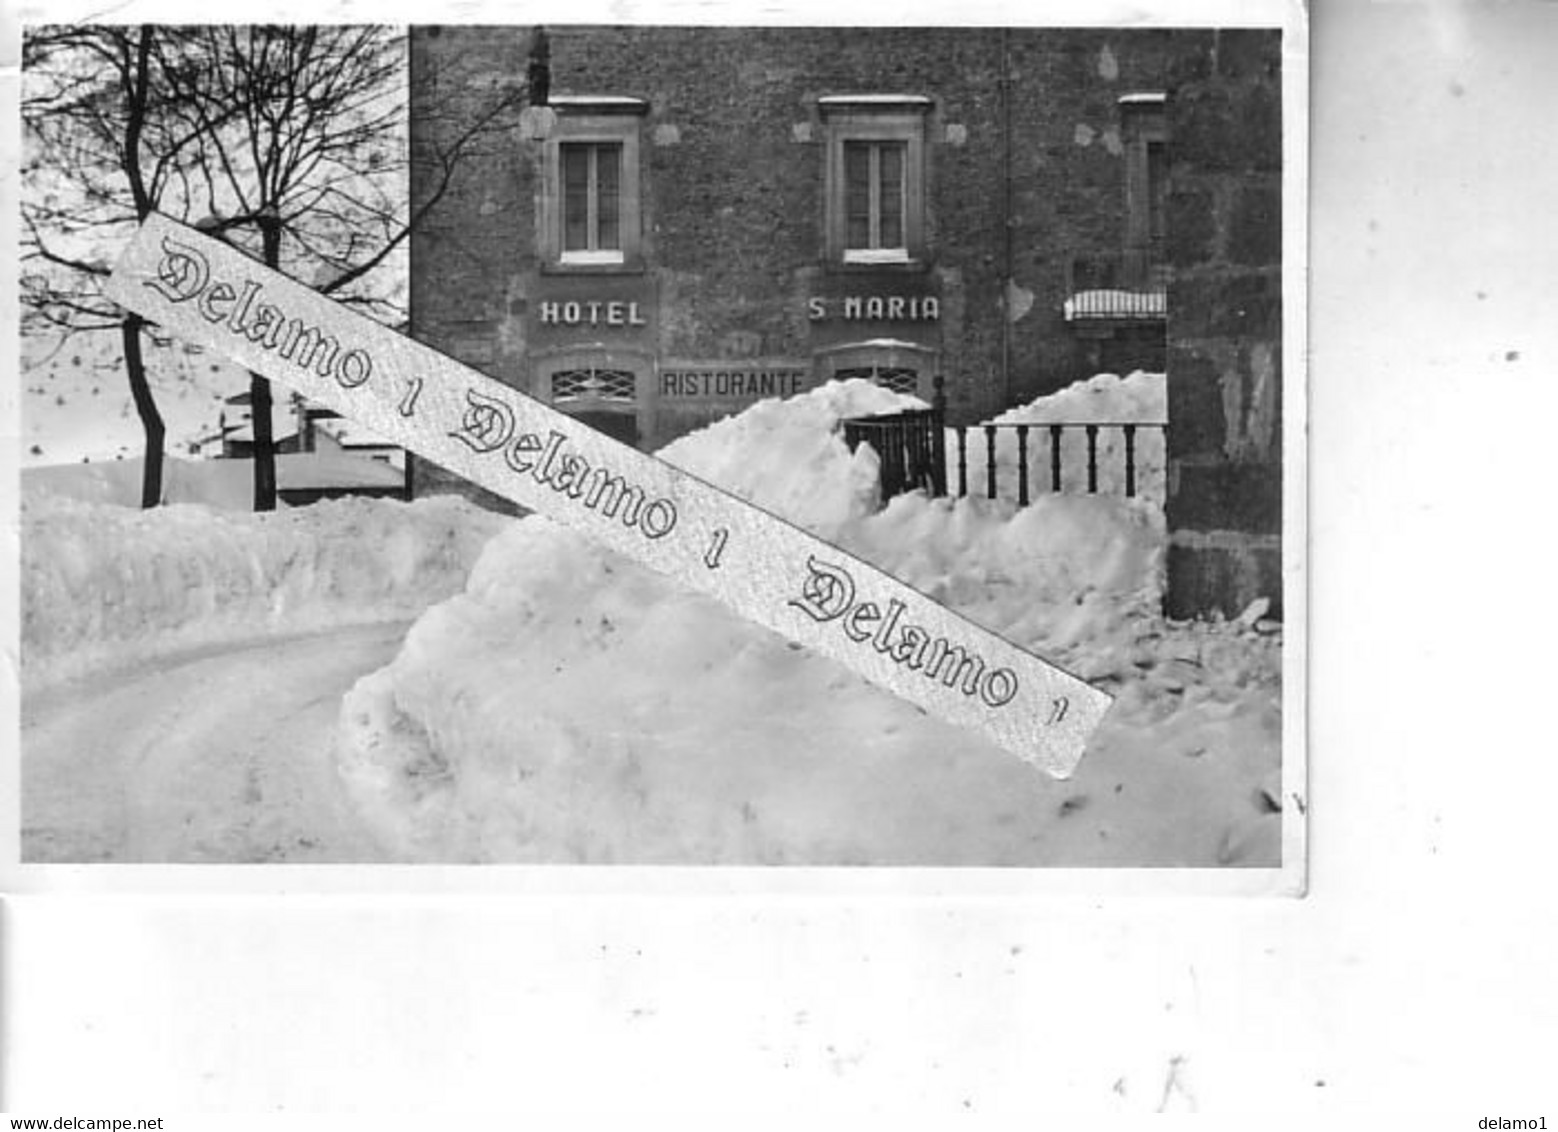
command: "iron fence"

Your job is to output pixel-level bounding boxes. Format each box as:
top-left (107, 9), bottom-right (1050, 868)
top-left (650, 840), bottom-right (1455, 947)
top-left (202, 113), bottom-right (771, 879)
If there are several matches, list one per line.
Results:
top-left (841, 376), bottom-right (1166, 508)
top-left (949, 421), bottom-right (1167, 504)
top-left (843, 408), bottom-right (947, 502)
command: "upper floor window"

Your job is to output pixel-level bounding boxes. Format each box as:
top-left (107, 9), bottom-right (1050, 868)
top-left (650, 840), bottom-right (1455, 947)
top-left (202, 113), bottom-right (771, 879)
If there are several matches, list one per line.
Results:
top-left (542, 96), bottom-right (648, 268)
top-left (562, 141), bottom-right (622, 259)
top-left (819, 95), bottom-right (931, 266)
top-left (844, 140), bottom-right (906, 255)
top-left (1119, 92), bottom-right (1168, 263)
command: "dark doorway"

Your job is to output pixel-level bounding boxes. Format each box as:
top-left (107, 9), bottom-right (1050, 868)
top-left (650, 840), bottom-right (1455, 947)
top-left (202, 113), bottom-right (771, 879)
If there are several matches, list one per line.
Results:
top-left (570, 409), bottom-right (640, 447)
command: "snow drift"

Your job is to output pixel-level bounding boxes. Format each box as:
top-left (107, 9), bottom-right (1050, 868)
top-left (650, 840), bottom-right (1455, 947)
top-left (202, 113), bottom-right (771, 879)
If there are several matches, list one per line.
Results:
top-left (24, 451), bottom-right (405, 512)
top-left (336, 379), bottom-right (1282, 866)
top-left (21, 493), bottom-right (508, 688)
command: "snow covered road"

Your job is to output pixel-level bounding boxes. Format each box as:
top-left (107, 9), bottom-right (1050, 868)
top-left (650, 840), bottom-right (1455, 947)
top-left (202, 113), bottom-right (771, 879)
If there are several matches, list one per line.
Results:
top-left (22, 623), bottom-right (407, 863)
top-left (18, 378), bottom-right (1284, 867)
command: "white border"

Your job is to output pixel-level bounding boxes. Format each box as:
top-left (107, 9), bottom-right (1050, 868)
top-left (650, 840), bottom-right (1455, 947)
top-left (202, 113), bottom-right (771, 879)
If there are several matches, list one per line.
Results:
top-left (3, 0), bottom-right (1307, 899)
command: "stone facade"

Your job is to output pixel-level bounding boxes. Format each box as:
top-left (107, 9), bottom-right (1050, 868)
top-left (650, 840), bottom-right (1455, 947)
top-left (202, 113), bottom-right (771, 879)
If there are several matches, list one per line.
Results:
top-left (407, 28), bottom-right (1203, 448)
top-left (1163, 29), bottom-right (1284, 619)
top-left (407, 25), bottom-right (1287, 622)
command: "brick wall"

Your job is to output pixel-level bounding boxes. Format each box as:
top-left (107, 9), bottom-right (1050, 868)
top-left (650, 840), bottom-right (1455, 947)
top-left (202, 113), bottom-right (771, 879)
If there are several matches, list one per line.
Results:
top-left (1164, 29), bottom-right (1284, 619)
top-left (408, 24), bottom-right (1199, 478)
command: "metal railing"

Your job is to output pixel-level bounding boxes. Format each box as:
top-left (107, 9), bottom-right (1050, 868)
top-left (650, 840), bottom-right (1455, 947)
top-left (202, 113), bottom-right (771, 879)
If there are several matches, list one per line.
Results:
top-left (950, 421), bottom-right (1167, 503)
top-left (1064, 249), bottom-right (1168, 322)
top-left (842, 375), bottom-right (948, 505)
top-left (842, 376), bottom-right (1166, 507)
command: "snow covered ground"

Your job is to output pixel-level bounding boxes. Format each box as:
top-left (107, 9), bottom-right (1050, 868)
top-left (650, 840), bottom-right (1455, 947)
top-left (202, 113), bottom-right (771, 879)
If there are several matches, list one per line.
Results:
top-left (20, 374), bottom-right (1282, 867)
top-left (24, 451), bottom-right (405, 511)
top-left (337, 379), bottom-right (1281, 866)
top-left (20, 492), bottom-right (508, 690)
top-left (19, 330), bottom-right (249, 466)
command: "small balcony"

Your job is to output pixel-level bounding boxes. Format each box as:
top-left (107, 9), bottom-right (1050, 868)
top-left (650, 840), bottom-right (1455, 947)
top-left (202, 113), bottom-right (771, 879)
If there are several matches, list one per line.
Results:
top-left (1063, 249), bottom-right (1167, 324)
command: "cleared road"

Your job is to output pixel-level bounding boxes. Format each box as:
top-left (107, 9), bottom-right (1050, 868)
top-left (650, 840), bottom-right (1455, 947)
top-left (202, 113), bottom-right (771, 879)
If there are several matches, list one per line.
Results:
top-left (21, 622), bottom-right (408, 863)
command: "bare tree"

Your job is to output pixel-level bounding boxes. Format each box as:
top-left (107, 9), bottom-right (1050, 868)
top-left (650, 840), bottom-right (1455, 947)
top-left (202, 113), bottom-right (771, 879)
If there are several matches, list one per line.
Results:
top-left (161, 25), bottom-right (543, 509)
top-left (23, 25), bottom-right (231, 506)
top-left (22, 24), bottom-right (539, 510)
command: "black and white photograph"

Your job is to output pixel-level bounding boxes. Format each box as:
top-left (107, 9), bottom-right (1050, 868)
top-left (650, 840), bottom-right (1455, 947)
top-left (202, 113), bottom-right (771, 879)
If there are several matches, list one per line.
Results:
top-left (11, 0), bottom-right (1558, 1121)
top-left (11, 16), bottom-right (1301, 872)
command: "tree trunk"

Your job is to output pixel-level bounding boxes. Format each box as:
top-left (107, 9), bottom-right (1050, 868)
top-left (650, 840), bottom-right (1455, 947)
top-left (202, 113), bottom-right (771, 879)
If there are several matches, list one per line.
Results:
top-left (250, 212), bottom-right (283, 512)
top-left (122, 314), bottom-right (165, 508)
top-left (123, 29), bottom-right (166, 510)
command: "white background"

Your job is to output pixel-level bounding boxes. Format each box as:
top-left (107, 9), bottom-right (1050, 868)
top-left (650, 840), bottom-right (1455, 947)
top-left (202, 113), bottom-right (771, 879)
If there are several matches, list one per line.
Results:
top-left (5, 0), bottom-right (1558, 1119)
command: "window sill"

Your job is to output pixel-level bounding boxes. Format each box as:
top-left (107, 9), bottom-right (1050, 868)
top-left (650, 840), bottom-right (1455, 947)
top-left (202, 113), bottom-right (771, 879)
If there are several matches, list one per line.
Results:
top-left (561, 250), bottom-right (627, 266)
top-left (825, 256), bottom-right (930, 275)
top-left (541, 259), bottom-right (648, 276)
top-left (844, 249), bottom-right (913, 265)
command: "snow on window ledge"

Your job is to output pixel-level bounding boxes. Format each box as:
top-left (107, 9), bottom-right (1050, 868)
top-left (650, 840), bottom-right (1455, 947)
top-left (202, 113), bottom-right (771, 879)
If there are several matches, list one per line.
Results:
top-left (843, 248), bottom-right (913, 265)
top-left (560, 249), bottom-right (627, 266)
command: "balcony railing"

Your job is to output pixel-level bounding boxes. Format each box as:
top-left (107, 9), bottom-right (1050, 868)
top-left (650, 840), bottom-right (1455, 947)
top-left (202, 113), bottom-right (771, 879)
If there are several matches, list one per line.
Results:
top-left (1064, 249), bottom-right (1168, 323)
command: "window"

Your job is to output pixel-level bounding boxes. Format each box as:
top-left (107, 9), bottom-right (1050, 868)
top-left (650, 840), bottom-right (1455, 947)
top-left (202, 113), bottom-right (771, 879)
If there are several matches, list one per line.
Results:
top-left (818, 340), bottom-right (937, 399)
top-left (1119, 93), bottom-right (1168, 264)
top-left (561, 143), bottom-right (622, 258)
top-left (1145, 139), bottom-right (1167, 256)
top-left (551, 365), bottom-right (636, 404)
top-left (844, 141), bottom-right (907, 254)
top-left (542, 97), bottom-right (647, 267)
top-left (835, 364), bottom-right (919, 396)
top-left (820, 96), bottom-right (931, 265)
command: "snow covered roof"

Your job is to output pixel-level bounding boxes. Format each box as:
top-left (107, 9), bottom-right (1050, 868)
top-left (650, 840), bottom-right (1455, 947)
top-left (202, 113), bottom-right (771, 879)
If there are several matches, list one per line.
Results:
top-left (314, 416), bottom-right (397, 449)
top-left (276, 452), bottom-right (405, 490)
top-left (224, 419), bottom-right (300, 444)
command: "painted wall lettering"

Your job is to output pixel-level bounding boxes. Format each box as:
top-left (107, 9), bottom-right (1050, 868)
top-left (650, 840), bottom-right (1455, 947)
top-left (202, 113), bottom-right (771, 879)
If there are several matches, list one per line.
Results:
top-left (538, 300), bottom-right (648, 327)
top-left (659, 367), bottom-right (808, 400)
top-left (807, 295), bottom-right (941, 322)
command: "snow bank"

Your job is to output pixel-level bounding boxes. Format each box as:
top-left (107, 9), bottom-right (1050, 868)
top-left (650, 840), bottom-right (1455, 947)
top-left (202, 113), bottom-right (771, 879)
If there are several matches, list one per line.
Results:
top-left (21, 493), bottom-right (508, 688)
top-left (993, 370), bottom-right (1166, 425)
top-left (953, 370), bottom-right (1168, 506)
top-left (24, 452), bottom-right (405, 512)
top-left (658, 378), bottom-right (924, 533)
top-left (338, 379), bottom-right (1282, 866)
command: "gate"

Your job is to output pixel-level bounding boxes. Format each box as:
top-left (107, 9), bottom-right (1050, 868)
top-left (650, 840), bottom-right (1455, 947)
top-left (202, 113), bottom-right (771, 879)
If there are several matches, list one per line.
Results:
top-left (841, 376), bottom-right (948, 504)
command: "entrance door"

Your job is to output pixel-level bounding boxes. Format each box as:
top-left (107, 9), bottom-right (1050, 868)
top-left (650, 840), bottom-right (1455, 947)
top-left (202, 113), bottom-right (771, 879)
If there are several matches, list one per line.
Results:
top-left (569, 408), bottom-right (640, 446)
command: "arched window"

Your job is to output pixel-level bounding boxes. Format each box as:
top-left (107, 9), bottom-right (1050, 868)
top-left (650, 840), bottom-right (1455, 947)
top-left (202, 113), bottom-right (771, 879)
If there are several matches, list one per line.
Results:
top-left (816, 340), bottom-right (938, 400)
top-left (550, 366), bottom-right (637, 405)
top-left (831, 363), bottom-right (919, 396)
top-left (532, 347), bottom-right (650, 448)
